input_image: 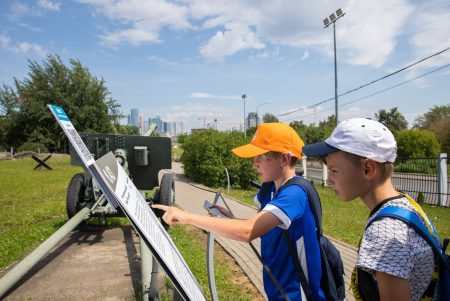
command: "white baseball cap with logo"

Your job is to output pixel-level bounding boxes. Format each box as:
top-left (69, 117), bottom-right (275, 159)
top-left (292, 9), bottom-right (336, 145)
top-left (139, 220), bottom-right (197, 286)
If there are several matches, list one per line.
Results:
top-left (302, 118), bottom-right (397, 163)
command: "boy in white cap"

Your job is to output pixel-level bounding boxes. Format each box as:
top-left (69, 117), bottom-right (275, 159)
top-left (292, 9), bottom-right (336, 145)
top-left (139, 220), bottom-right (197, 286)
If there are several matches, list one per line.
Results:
top-left (302, 118), bottom-right (437, 301)
top-left (153, 122), bottom-right (325, 301)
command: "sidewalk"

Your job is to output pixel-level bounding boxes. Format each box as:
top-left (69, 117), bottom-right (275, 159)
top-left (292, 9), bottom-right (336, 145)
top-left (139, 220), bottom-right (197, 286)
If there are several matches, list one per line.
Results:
top-left (165, 162), bottom-right (357, 300)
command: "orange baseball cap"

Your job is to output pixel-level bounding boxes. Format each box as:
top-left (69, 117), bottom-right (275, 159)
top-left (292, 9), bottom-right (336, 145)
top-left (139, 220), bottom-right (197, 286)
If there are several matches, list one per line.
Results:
top-left (232, 123), bottom-right (304, 158)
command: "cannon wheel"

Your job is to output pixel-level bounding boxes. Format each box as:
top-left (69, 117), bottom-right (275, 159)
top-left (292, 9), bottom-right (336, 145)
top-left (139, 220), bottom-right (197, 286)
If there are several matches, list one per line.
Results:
top-left (66, 173), bottom-right (86, 219)
top-left (159, 173), bottom-right (175, 207)
top-left (152, 173), bottom-right (175, 228)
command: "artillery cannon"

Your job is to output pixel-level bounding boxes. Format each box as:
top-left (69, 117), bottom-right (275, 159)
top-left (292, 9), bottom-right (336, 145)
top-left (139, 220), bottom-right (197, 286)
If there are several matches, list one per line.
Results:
top-left (0, 130), bottom-right (184, 300)
top-left (67, 132), bottom-right (174, 222)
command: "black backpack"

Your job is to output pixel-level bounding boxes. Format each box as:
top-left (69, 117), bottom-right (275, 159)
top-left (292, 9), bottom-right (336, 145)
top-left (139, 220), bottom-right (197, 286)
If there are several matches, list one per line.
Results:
top-left (260, 176), bottom-right (345, 301)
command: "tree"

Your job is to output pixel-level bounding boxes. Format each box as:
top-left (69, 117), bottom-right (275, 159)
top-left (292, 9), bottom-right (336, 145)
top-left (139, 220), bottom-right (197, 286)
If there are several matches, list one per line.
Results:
top-left (375, 107), bottom-right (408, 133)
top-left (318, 115), bottom-right (336, 141)
top-left (180, 129), bottom-right (256, 189)
top-left (414, 104), bottom-right (450, 155)
top-left (113, 124), bottom-right (139, 135)
top-left (246, 126), bottom-right (257, 138)
top-left (263, 113), bottom-right (279, 123)
top-left (0, 54), bottom-right (121, 152)
top-left (396, 129), bottom-right (441, 158)
top-left (414, 104), bottom-right (450, 129)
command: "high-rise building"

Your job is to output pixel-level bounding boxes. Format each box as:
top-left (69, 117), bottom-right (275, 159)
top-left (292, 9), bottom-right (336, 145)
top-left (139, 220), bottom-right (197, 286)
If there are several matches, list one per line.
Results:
top-left (171, 122), bottom-right (177, 136)
top-left (148, 116), bottom-right (163, 133)
top-left (246, 112), bottom-right (258, 129)
top-left (163, 121), bottom-right (171, 133)
top-left (130, 108), bottom-right (139, 127)
top-left (177, 122), bottom-right (184, 134)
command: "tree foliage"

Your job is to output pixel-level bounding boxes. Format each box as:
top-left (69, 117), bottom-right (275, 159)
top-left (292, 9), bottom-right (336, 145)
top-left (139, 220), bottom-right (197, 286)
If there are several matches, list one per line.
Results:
top-left (414, 104), bottom-right (450, 129)
top-left (113, 124), bottom-right (139, 135)
top-left (180, 129), bottom-right (256, 189)
top-left (0, 54), bottom-right (121, 152)
top-left (396, 129), bottom-right (441, 158)
top-left (414, 104), bottom-right (450, 155)
top-left (375, 107), bottom-right (408, 133)
top-left (263, 113), bottom-right (279, 123)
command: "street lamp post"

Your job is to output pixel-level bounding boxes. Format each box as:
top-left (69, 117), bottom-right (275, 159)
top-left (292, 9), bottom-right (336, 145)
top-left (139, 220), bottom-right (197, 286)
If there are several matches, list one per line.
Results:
top-left (256, 101), bottom-right (273, 126)
top-left (323, 8), bottom-right (345, 126)
top-left (242, 94), bottom-right (247, 137)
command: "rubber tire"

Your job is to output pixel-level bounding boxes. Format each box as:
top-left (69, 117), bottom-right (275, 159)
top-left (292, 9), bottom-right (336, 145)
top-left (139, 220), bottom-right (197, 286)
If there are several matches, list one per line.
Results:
top-left (159, 173), bottom-right (175, 207)
top-left (66, 173), bottom-right (86, 219)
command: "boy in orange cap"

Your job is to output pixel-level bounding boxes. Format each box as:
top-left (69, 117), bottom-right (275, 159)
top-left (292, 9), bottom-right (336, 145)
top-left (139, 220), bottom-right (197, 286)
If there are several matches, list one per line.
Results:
top-left (153, 123), bottom-right (325, 301)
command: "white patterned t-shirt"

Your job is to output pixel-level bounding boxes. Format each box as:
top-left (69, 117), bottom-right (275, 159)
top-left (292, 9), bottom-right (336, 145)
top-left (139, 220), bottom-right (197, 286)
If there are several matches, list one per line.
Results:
top-left (356, 196), bottom-right (437, 301)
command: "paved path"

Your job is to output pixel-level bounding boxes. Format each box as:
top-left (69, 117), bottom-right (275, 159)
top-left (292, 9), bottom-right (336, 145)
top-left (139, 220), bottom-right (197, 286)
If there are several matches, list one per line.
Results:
top-left (165, 162), bottom-right (358, 300)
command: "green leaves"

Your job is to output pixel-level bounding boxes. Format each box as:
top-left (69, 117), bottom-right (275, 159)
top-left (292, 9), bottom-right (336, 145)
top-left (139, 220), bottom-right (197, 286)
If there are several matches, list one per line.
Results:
top-left (396, 129), bottom-right (441, 158)
top-left (180, 129), bottom-right (257, 189)
top-left (0, 54), bottom-right (120, 152)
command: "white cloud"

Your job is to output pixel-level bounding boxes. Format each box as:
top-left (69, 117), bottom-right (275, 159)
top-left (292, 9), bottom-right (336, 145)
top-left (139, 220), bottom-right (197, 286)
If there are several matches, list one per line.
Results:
top-left (77, 0), bottom-right (190, 46)
top-left (0, 32), bottom-right (47, 56)
top-left (101, 26), bottom-right (161, 46)
top-left (148, 55), bottom-right (178, 66)
top-left (300, 50), bottom-right (309, 61)
top-left (189, 92), bottom-right (242, 100)
top-left (200, 23), bottom-right (265, 62)
top-left (164, 102), bottom-right (233, 130)
top-left (75, 0), bottom-right (449, 67)
top-left (409, 1), bottom-right (450, 69)
top-left (331, 0), bottom-right (414, 67)
top-left (38, 0), bottom-right (61, 11)
top-left (0, 33), bottom-right (10, 49)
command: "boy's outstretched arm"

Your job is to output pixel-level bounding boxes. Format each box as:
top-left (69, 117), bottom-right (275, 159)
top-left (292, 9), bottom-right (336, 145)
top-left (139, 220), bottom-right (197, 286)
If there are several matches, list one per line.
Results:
top-left (151, 204), bottom-right (281, 242)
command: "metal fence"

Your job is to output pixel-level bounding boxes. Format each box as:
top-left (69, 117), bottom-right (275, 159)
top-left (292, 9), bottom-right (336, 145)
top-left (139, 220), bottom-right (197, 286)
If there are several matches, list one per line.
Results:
top-left (392, 156), bottom-right (449, 206)
top-left (303, 154), bottom-right (450, 207)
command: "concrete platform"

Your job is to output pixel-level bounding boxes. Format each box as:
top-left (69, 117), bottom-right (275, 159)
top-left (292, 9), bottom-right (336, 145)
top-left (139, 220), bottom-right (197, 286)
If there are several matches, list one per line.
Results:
top-left (1, 226), bottom-right (141, 301)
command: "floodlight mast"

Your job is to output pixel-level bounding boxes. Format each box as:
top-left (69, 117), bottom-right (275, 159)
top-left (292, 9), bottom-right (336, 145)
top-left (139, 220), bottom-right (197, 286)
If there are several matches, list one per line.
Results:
top-left (323, 8), bottom-right (345, 126)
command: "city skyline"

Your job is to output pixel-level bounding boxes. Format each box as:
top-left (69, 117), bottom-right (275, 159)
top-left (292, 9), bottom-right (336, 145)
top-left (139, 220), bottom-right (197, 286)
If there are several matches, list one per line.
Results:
top-left (0, 1), bottom-right (449, 132)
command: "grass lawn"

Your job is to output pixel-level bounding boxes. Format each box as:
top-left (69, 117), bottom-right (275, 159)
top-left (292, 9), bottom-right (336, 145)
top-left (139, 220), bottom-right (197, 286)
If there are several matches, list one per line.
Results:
top-left (225, 183), bottom-right (450, 247)
top-left (0, 156), bottom-right (83, 270)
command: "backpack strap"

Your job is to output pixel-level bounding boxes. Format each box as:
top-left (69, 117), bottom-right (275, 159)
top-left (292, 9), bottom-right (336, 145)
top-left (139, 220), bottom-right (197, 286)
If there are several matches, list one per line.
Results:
top-left (401, 193), bottom-right (441, 241)
top-left (369, 206), bottom-right (450, 271)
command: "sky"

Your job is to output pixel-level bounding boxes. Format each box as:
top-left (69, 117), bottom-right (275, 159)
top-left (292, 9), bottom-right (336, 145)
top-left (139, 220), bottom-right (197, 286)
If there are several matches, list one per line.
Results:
top-left (1, 0), bottom-right (450, 132)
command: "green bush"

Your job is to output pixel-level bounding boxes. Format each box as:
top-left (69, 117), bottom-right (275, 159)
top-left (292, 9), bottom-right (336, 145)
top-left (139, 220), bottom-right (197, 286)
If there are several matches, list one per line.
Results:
top-left (180, 129), bottom-right (257, 189)
top-left (396, 129), bottom-right (440, 158)
top-left (17, 141), bottom-right (49, 153)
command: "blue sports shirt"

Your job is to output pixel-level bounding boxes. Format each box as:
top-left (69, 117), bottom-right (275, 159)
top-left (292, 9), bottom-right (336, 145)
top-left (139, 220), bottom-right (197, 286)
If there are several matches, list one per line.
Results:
top-left (256, 177), bottom-right (325, 301)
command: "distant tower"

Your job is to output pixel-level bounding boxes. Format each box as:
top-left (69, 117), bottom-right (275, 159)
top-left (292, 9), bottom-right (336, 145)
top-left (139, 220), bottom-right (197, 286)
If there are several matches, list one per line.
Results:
top-left (139, 114), bottom-right (144, 135)
top-left (177, 122), bottom-right (184, 134)
top-left (130, 108), bottom-right (139, 127)
top-left (148, 116), bottom-right (163, 133)
top-left (246, 112), bottom-right (257, 129)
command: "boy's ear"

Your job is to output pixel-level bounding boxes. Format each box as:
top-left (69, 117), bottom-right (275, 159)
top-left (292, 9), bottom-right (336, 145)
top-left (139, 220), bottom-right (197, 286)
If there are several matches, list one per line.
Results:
top-left (281, 153), bottom-right (291, 166)
top-left (362, 159), bottom-right (377, 180)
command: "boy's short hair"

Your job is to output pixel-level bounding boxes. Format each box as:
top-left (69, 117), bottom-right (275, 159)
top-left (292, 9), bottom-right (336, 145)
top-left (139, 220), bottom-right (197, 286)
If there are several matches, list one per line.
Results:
top-left (231, 122), bottom-right (304, 159)
top-left (302, 118), bottom-right (397, 163)
top-left (263, 151), bottom-right (298, 168)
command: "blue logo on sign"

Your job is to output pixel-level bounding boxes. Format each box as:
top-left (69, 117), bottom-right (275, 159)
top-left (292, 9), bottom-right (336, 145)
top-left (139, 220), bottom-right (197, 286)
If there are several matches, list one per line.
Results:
top-left (50, 105), bottom-right (70, 121)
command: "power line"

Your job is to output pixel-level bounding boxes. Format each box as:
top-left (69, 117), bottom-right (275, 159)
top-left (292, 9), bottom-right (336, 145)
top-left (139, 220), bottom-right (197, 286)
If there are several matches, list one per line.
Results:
top-left (278, 46), bottom-right (450, 117)
top-left (281, 62), bottom-right (450, 122)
